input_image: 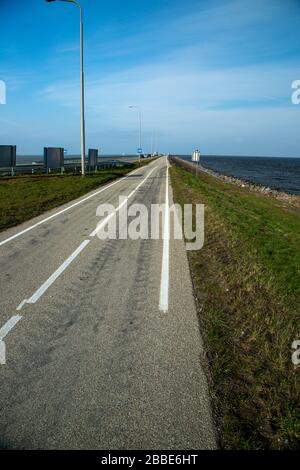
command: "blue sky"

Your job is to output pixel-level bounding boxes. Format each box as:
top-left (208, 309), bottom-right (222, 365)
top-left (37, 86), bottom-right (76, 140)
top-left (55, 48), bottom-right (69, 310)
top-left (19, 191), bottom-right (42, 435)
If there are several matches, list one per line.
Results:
top-left (0, 0), bottom-right (300, 156)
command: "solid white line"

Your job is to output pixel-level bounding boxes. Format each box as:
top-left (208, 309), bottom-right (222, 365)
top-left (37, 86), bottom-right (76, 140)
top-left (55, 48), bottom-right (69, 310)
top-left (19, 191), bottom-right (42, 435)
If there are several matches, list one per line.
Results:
top-left (90, 167), bottom-right (156, 237)
top-left (0, 315), bottom-right (22, 340)
top-left (159, 160), bottom-right (170, 313)
top-left (0, 167), bottom-right (143, 248)
top-left (25, 239), bottom-right (90, 305)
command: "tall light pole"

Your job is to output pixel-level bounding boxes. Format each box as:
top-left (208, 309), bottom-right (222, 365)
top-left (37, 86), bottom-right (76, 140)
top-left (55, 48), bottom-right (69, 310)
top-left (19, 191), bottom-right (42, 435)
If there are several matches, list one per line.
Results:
top-left (46, 0), bottom-right (86, 176)
top-left (129, 105), bottom-right (142, 164)
top-left (151, 130), bottom-right (157, 156)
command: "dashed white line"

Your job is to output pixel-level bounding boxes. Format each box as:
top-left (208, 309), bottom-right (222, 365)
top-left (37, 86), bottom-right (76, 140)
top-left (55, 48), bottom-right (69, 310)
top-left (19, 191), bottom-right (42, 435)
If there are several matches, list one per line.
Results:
top-left (126, 166), bottom-right (155, 199)
top-left (16, 299), bottom-right (28, 311)
top-left (23, 239), bottom-right (90, 306)
top-left (90, 167), bottom-right (156, 237)
top-left (0, 239), bottom-right (90, 344)
top-left (0, 315), bottom-right (22, 340)
top-left (0, 163), bottom-right (159, 348)
top-left (0, 166), bottom-right (143, 248)
top-left (0, 162), bottom-right (159, 345)
top-left (89, 197), bottom-right (128, 238)
top-left (159, 160), bottom-right (170, 313)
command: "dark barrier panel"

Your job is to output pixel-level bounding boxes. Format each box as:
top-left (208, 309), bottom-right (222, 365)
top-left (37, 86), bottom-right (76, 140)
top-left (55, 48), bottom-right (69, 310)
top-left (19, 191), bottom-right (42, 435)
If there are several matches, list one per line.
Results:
top-left (0, 145), bottom-right (16, 167)
top-left (44, 147), bottom-right (64, 169)
top-left (88, 148), bottom-right (98, 167)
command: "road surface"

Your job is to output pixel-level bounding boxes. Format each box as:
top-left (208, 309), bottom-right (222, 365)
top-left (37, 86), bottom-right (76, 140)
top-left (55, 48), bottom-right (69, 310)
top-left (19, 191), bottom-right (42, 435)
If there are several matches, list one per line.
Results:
top-left (0, 157), bottom-right (216, 449)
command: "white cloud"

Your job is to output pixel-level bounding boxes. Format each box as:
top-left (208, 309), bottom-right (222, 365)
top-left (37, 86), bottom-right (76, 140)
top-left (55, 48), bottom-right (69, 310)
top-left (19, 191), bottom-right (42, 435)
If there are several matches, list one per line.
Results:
top-left (35, 54), bottom-right (300, 155)
top-left (4, 0), bottom-right (300, 155)
top-left (55, 43), bottom-right (79, 54)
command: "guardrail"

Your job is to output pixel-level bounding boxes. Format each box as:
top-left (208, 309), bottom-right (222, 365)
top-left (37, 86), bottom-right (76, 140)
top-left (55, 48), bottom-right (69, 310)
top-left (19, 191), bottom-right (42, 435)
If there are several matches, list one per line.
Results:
top-left (0, 156), bottom-right (144, 177)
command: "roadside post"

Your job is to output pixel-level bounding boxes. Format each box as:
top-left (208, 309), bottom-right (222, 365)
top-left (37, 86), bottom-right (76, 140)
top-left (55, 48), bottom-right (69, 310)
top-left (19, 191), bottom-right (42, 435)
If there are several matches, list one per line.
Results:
top-left (192, 149), bottom-right (200, 175)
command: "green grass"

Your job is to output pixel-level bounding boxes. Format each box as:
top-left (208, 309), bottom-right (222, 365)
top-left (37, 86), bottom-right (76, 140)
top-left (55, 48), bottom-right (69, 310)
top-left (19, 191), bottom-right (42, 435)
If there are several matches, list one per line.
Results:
top-left (0, 160), bottom-right (154, 232)
top-left (170, 159), bottom-right (300, 450)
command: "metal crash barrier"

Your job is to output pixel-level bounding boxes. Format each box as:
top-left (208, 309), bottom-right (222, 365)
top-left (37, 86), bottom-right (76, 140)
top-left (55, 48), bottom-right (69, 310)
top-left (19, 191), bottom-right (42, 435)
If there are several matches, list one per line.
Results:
top-left (0, 147), bottom-right (151, 177)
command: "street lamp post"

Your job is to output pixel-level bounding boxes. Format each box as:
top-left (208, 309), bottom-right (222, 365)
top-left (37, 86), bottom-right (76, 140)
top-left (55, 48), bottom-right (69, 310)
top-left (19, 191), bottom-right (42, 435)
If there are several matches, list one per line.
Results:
top-left (46, 0), bottom-right (86, 176)
top-left (129, 105), bottom-right (142, 164)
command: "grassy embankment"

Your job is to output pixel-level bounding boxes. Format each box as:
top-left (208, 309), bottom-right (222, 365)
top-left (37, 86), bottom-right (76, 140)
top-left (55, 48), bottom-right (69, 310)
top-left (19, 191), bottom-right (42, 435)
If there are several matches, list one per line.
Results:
top-left (0, 159), bottom-right (155, 232)
top-left (170, 158), bottom-right (300, 450)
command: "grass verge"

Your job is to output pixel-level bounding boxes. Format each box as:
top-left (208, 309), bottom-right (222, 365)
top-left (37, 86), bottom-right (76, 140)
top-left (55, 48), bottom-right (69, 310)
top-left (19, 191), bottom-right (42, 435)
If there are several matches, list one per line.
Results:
top-left (170, 158), bottom-right (300, 450)
top-left (0, 159), bottom-right (155, 232)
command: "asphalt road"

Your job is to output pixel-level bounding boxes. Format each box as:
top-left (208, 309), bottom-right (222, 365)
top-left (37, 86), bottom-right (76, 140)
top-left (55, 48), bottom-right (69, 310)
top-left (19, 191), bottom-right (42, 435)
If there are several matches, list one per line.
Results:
top-left (0, 157), bottom-right (217, 449)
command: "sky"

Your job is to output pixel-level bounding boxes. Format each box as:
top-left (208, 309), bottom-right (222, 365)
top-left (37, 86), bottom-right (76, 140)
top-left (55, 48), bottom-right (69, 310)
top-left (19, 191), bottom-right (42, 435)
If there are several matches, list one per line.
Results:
top-left (0, 0), bottom-right (300, 156)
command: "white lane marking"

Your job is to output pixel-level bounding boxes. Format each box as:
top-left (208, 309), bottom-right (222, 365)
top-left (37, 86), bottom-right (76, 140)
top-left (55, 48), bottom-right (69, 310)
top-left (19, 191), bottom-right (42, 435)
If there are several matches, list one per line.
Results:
top-left (0, 167), bottom-right (143, 248)
top-left (159, 160), bottom-right (170, 313)
top-left (23, 239), bottom-right (90, 305)
top-left (89, 197), bottom-right (128, 237)
top-left (126, 166), bottom-right (155, 199)
top-left (0, 315), bottom-right (22, 340)
top-left (0, 163), bottom-right (158, 344)
top-left (16, 299), bottom-right (28, 311)
top-left (90, 167), bottom-right (156, 237)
